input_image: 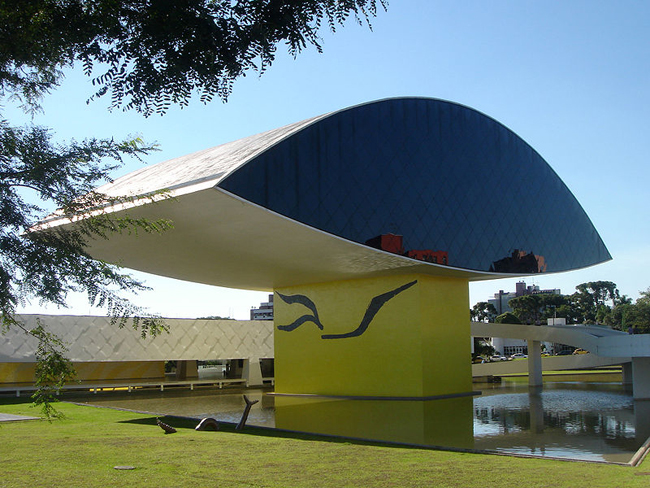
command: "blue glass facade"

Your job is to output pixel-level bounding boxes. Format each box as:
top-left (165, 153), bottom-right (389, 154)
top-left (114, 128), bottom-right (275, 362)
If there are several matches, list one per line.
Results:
top-left (219, 98), bottom-right (610, 274)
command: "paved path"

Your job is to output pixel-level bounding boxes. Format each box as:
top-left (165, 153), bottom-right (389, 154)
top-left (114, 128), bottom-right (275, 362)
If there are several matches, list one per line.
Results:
top-left (471, 321), bottom-right (650, 357)
top-left (0, 413), bottom-right (40, 422)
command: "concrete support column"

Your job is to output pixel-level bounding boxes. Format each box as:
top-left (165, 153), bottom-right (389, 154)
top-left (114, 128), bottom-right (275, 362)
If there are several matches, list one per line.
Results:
top-left (275, 274), bottom-right (471, 398)
top-left (527, 340), bottom-right (543, 387)
top-left (175, 360), bottom-right (198, 380)
top-left (622, 362), bottom-right (633, 385)
top-left (243, 358), bottom-right (264, 387)
top-left (632, 357), bottom-right (650, 400)
top-left (175, 360), bottom-right (187, 380)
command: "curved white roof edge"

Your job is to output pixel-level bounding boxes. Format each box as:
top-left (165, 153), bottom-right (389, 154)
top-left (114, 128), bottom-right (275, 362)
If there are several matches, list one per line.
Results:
top-left (34, 97), bottom-right (606, 286)
top-left (94, 96), bottom-right (524, 200)
top-left (96, 111), bottom-right (332, 199)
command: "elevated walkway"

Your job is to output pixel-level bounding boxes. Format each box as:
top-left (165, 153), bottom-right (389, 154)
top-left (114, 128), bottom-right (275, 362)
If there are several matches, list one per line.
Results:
top-left (0, 377), bottom-right (275, 398)
top-left (471, 322), bottom-right (650, 399)
top-left (473, 353), bottom-right (626, 377)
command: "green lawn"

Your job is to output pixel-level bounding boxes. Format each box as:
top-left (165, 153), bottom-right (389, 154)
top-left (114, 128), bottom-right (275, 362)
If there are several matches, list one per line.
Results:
top-left (0, 399), bottom-right (649, 488)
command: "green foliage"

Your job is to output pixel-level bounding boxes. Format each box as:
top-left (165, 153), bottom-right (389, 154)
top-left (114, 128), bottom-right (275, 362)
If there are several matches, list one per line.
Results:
top-left (495, 312), bottom-right (521, 324)
top-left (477, 282), bottom-right (649, 332)
top-left (28, 320), bottom-right (77, 419)
top-left (470, 301), bottom-right (497, 322)
top-left (1, 0), bottom-right (387, 116)
top-left (472, 337), bottom-right (495, 358)
top-left (0, 0), bottom-right (387, 417)
top-left (508, 293), bottom-right (575, 325)
top-left (0, 120), bottom-right (174, 414)
top-left (602, 287), bottom-right (650, 333)
top-left (508, 295), bottom-right (543, 325)
top-left (0, 118), bottom-right (171, 333)
top-left (570, 281), bottom-right (621, 324)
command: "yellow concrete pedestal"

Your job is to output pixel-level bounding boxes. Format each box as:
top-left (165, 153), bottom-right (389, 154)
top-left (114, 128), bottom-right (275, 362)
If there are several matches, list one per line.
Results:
top-left (274, 274), bottom-right (471, 398)
top-left (274, 395), bottom-right (475, 449)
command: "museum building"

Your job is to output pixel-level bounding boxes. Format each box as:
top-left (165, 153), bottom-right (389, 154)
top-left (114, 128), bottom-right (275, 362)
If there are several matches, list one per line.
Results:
top-left (24, 97), bottom-right (610, 401)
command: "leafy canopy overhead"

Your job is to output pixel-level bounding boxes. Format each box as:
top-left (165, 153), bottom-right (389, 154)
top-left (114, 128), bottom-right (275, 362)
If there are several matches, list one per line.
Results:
top-left (0, 120), bottom-right (170, 332)
top-left (0, 119), bottom-right (171, 416)
top-left (0, 0), bottom-right (387, 415)
top-left (1, 0), bottom-right (387, 115)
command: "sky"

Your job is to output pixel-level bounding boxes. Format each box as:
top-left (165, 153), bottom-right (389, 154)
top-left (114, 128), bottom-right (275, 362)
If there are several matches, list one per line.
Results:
top-left (11, 0), bottom-right (650, 319)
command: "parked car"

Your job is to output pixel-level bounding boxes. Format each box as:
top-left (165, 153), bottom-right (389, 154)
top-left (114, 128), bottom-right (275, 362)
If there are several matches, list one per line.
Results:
top-left (511, 353), bottom-right (527, 359)
top-left (491, 355), bottom-right (508, 362)
top-left (573, 348), bottom-right (589, 355)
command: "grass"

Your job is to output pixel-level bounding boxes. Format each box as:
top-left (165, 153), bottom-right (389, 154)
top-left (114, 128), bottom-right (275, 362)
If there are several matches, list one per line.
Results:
top-left (0, 398), bottom-right (649, 488)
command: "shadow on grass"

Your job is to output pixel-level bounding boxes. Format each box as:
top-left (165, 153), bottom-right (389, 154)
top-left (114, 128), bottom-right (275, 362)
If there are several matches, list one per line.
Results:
top-left (0, 397), bottom-right (36, 406)
top-left (118, 415), bottom-right (445, 453)
top-left (120, 415), bottom-right (201, 430)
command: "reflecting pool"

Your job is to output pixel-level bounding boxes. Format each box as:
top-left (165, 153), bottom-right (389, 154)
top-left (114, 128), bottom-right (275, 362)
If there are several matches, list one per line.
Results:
top-left (71, 379), bottom-right (650, 464)
top-left (473, 382), bottom-right (647, 463)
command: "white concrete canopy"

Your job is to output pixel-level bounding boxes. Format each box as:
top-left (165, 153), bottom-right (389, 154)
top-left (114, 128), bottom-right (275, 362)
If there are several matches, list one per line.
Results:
top-left (35, 98), bottom-right (611, 289)
top-left (40, 184), bottom-right (505, 291)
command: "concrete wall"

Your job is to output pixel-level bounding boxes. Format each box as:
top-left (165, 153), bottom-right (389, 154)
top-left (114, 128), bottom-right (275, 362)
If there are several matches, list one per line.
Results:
top-left (1, 315), bottom-right (274, 386)
top-left (2, 315), bottom-right (274, 363)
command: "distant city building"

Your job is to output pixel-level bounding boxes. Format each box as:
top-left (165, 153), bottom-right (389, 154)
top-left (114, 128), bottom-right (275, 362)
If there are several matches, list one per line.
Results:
top-left (488, 280), bottom-right (561, 315)
top-left (250, 294), bottom-right (274, 320)
top-left (487, 280), bottom-right (561, 356)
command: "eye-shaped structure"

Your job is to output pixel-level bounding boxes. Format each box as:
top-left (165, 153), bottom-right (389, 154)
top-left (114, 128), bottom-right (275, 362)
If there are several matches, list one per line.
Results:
top-left (43, 97), bottom-right (610, 289)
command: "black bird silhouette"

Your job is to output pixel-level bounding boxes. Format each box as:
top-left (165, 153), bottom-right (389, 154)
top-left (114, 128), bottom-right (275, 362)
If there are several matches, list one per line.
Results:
top-left (275, 291), bottom-right (324, 331)
top-left (276, 280), bottom-right (417, 339)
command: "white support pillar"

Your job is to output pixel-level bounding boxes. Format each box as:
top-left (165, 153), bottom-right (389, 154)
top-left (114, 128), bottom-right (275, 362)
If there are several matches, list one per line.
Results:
top-left (622, 362), bottom-right (633, 385)
top-left (527, 340), bottom-right (543, 387)
top-left (243, 358), bottom-right (264, 387)
top-left (632, 357), bottom-right (650, 400)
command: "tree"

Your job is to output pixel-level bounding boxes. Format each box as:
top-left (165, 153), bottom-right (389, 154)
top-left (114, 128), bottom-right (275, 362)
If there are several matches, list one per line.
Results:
top-left (536, 293), bottom-right (578, 323)
top-left (632, 289), bottom-right (650, 333)
top-left (472, 337), bottom-right (495, 359)
top-left (0, 120), bottom-right (172, 416)
top-left (470, 301), bottom-right (497, 322)
top-left (1, 0), bottom-right (387, 416)
top-left (1, 0), bottom-right (387, 116)
top-left (554, 303), bottom-right (582, 324)
top-left (495, 312), bottom-right (521, 324)
top-left (508, 294), bottom-right (543, 325)
top-left (576, 281), bottom-right (621, 306)
top-left (571, 281), bottom-right (621, 324)
top-left (604, 288), bottom-right (650, 333)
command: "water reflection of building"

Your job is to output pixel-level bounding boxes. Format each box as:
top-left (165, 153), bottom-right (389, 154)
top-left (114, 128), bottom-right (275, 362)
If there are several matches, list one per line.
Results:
top-left (489, 250), bottom-right (547, 273)
top-left (473, 387), bottom-right (644, 462)
top-left (365, 234), bottom-right (448, 265)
